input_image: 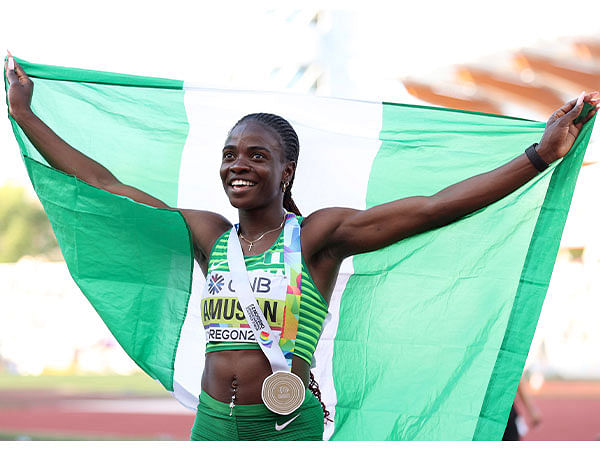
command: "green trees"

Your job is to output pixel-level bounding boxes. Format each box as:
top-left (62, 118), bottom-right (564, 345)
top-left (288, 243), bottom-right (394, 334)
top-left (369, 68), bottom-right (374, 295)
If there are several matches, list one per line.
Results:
top-left (0, 184), bottom-right (60, 262)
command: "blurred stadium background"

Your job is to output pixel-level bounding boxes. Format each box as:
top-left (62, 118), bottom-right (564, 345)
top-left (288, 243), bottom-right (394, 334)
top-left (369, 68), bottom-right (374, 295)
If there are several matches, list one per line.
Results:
top-left (1, 5), bottom-right (599, 441)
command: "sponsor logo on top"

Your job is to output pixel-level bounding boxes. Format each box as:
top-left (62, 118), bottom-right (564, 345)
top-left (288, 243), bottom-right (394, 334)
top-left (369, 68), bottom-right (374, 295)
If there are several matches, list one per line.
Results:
top-left (208, 273), bottom-right (224, 295)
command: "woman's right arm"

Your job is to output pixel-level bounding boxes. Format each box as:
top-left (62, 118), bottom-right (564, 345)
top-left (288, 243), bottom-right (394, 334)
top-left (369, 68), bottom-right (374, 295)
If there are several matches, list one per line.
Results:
top-left (12, 109), bottom-right (171, 206)
top-left (6, 55), bottom-right (169, 207)
top-left (5, 55), bottom-right (231, 270)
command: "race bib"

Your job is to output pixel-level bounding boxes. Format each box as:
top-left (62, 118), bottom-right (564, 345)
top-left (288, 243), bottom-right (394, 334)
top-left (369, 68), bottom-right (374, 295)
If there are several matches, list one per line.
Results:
top-left (201, 270), bottom-right (287, 342)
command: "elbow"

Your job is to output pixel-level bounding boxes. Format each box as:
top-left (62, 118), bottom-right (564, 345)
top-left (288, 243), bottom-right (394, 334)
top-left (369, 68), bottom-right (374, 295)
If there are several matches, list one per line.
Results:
top-left (89, 172), bottom-right (120, 191)
top-left (417, 196), bottom-right (450, 232)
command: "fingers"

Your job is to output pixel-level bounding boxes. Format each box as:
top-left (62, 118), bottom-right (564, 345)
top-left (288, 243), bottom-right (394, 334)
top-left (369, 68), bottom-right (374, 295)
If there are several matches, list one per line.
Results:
top-left (5, 53), bottom-right (31, 86)
top-left (584, 91), bottom-right (600, 114)
top-left (12, 58), bottom-right (30, 84)
top-left (12, 57), bottom-right (26, 78)
top-left (588, 92), bottom-right (600, 114)
top-left (5, 56), bottom-right (19, 85)
top-left (564, 91), bottom-right (586, 120)
top-left (555, 97), bottom-right (577, 117)
top-left (574, 103), bottom-right (598, 130)
top-left (565, 91), bottom-right (600, 116)
top-left (575, 91), bottom-right (585, 109)
top-left (584, 91), bottom-right (599, 103)
top-left (551, 91), bottom-right (599, 127)
top-left (569, 91), bottom-right (600, 128)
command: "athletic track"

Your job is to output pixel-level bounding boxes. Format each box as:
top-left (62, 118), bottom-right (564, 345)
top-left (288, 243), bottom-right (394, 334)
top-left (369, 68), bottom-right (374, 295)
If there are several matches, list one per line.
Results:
top-left (0, 381), bottom-right (599, 440)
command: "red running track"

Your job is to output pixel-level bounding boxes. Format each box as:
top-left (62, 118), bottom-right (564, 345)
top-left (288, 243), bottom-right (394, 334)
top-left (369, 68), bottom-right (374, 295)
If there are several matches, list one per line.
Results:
top-left (522, 381), bottom-right (600, 441)
top-left (0, 391), bottom-right (194, 440)
top-left (0, 407), bottom-right (194, 440)
top-left (1, 381), bottom-right (599, 440)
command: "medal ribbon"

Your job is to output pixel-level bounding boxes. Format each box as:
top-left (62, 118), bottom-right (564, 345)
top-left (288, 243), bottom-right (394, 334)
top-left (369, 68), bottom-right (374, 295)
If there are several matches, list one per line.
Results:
top-left (279, 213), bottom-right (302, 366)
top-left (227, 213), bottom-right (302, 371)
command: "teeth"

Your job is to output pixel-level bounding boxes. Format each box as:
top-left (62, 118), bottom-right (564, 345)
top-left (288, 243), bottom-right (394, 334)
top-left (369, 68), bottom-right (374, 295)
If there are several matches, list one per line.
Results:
top-left (231, 180), bottom-right (256, 186)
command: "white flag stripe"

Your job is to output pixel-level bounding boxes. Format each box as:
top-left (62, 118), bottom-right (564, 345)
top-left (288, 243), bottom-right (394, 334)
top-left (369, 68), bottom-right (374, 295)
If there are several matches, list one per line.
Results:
top-left (314, 257), bottom-right (355, 440)
top-left (177, 86), bottom-right (382, 218)
top-left (173, 88), bottom-right (382, 424)
top-left (173, 259), bottom-right (208, 410)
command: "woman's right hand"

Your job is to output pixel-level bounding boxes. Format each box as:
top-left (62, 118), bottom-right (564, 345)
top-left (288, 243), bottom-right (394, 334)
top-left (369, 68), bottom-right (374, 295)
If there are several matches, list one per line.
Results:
top-left (5, 52), bottom-right (34, 121)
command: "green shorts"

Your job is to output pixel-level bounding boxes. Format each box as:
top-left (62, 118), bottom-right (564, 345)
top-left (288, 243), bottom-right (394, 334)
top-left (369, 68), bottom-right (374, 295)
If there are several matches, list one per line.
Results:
top-left (190, 389), bottom-right (324, 441)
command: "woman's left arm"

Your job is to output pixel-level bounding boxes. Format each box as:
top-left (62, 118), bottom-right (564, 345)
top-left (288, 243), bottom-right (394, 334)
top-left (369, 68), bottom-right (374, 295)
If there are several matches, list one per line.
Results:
top-left (305, 92), bottom-right (599, 260)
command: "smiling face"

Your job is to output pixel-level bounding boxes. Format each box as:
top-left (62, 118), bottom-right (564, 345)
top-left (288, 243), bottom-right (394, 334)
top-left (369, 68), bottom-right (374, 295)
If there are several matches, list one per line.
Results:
top-left (220, 120), bottom-right (295, 211)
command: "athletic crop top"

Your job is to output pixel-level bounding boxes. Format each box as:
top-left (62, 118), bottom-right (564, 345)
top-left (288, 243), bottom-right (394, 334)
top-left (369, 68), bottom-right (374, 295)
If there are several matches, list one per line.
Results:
top-left (201, 219), bottom-right (329, 365)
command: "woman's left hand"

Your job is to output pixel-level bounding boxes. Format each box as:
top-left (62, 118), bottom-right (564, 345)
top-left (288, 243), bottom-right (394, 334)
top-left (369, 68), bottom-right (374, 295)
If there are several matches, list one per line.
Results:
top-left (537, 91), bottom-right (600, 164)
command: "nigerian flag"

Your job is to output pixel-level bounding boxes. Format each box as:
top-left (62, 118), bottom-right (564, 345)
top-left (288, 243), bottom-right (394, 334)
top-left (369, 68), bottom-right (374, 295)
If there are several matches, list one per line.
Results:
top-left (5, 58), bottom-right (595, 440)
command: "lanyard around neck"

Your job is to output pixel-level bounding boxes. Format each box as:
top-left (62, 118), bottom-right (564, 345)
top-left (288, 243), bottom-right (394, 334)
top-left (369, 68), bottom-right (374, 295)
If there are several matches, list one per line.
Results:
top-left (226, 213), bottom-right (302, 372)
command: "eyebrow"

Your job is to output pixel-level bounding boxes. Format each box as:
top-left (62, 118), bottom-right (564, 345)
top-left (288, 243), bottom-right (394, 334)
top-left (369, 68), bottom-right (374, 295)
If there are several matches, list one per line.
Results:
top-left (222, 144), bottom-right (273, 153)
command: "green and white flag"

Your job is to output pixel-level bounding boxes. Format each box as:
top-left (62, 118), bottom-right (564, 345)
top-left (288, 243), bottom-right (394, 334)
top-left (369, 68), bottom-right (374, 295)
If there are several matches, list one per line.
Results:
top-left (5, 59), bottom-right (595, 440)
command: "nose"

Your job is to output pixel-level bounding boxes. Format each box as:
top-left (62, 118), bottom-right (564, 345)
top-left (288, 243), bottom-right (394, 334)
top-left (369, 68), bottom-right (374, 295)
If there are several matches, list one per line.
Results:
top-left (229, 155), bottom-right (251, 172)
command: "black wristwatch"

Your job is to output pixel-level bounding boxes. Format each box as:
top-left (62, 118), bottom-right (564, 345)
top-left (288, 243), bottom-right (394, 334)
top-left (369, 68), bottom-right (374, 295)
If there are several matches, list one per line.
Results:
top-left (524, 143), bottom-right (549, 172)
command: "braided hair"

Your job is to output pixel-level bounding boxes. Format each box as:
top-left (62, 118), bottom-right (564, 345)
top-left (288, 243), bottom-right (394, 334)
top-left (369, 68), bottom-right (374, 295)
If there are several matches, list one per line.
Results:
top-left (231, 113), bottom-right (332, 424)
top-left (231, 113), bottom-right (302, 216)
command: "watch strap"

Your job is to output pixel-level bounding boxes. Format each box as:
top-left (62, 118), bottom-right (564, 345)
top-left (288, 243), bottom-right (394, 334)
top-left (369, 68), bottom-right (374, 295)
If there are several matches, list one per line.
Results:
top-left (525, 143), bottom-right (549, 172)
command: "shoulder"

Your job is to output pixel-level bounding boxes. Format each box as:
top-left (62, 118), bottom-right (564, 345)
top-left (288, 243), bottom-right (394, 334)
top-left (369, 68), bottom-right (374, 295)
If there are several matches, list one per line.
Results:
top-left (179, 209), bottom-right (233, 269)
top-left (181, 209), bottom-right (232, 231)
top-left (299, 207), bottom-right (359, 258)
top-left (300, 207), bottom-right (357, 231)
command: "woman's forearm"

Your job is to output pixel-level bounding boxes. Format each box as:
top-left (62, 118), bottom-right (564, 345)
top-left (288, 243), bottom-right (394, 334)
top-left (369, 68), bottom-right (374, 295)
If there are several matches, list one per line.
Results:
top-left (322, 149), bottom-right (545, 258)
top-left (14, 109), bottom-right (119, 187)
top-left (423, 93), bottom-right (599, 229)
top-left (427, 152), bottom-right (540, 228)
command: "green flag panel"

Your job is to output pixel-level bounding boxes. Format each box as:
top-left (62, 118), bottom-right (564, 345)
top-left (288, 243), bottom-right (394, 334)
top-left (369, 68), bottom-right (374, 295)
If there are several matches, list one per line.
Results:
top-left (11, 58), bottom-right (188, 206)
top-left (6, 59), bottom-right (595, 441)
top-left (23, 157), bottom-right (193, 390)
top-left (331, 102), bottom-right (594, 440)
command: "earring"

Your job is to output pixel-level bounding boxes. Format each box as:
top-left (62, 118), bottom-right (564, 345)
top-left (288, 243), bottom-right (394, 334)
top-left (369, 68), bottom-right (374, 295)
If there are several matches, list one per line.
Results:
top-left (282, 181), bottom-right (289, 193)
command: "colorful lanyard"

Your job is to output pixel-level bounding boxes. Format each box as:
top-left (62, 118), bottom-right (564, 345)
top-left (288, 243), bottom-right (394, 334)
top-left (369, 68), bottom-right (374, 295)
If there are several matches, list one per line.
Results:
top-left (228, 213), bottom-right (302, 369)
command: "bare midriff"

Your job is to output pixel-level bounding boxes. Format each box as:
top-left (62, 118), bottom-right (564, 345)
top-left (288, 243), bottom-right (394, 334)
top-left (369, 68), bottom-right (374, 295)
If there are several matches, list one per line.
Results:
top-left (201, 350), bottom-right (310, 404)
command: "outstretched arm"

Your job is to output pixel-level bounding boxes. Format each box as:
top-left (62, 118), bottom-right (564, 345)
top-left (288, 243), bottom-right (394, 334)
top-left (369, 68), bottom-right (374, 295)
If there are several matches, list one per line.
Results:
top-left (6, 54), bottom-right (170, 207)
top-left (303, 93), bottom-right (599, 260)
top-left (5, 54), bottom-right (231, 270)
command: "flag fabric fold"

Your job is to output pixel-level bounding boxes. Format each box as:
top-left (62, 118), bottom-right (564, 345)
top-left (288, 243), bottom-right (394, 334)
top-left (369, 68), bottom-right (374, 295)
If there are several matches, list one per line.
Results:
top-left (5, 58), bottom-right (595, 440)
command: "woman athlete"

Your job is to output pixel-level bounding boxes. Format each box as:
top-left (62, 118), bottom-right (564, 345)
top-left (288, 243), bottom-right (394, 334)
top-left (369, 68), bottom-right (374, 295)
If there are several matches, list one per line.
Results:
top-left (5, 54), bottom-right (599, 440)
